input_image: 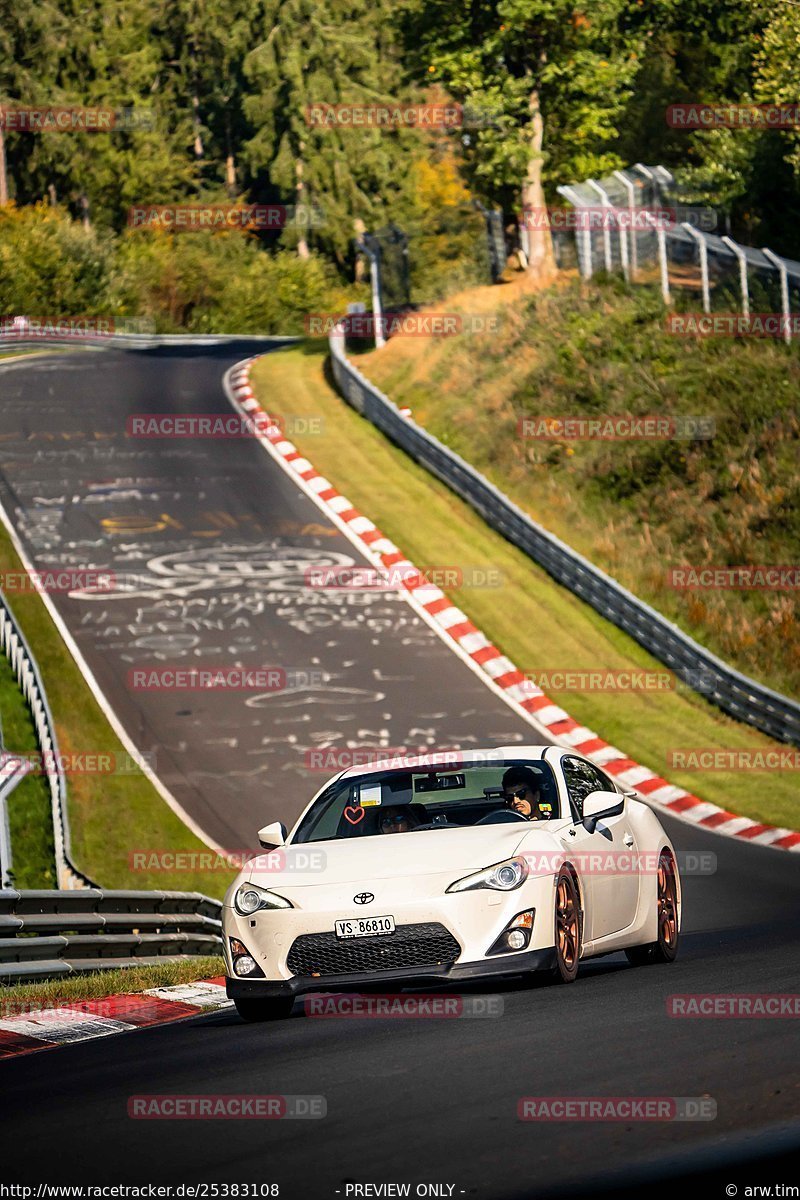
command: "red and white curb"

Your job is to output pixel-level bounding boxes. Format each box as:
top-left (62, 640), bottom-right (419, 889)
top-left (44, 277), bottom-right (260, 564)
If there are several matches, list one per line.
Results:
top-left (225, 357), bottom-right (800, 854)
top-left (0, 977), bottom-right (231, 1060)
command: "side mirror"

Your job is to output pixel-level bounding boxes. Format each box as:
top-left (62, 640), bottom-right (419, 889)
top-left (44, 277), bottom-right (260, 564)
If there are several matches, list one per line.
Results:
top-left (582, 790), bottom-right (624, 832)
top-left (258, 821), bottom-right (287, 850)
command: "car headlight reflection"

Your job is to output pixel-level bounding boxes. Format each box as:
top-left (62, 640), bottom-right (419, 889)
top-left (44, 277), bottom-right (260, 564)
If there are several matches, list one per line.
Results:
top-left (234, 883), bottom-right (293, 915)
top-left (447, 856), bottom-right (529, 894)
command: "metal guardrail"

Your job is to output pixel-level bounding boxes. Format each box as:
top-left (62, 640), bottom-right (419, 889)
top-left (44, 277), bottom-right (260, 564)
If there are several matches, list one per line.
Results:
top-left (0, 889), bottom-right (222, 983)
top-left (0, 333), bottom-right (297, 352)
top-left (329, 332), bottom-right (800, 747)
top-left (0, 591), bottom-right (94, 889)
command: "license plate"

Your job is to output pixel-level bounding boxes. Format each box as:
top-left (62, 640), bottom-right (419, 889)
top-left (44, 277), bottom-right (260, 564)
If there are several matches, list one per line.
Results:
top-left (335, 915), bottom-right (396, 940)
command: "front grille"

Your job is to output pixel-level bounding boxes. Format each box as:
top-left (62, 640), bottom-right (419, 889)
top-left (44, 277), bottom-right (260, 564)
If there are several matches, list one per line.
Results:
top-left (286, 921), bottom-right (461, 977)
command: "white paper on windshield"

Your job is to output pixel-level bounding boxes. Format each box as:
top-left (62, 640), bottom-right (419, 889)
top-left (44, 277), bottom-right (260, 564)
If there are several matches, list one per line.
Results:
top-left (360, 783), bottom-right (382, 807)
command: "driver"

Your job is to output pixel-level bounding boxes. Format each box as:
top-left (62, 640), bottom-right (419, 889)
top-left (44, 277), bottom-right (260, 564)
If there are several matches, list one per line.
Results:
top-left (501, 766), bottom-right (552, 821)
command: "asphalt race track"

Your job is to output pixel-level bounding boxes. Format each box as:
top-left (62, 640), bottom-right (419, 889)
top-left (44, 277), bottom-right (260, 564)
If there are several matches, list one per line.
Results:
top-left (0, 343), bottom-right (543, 851)
top-left (1, 344), bottom-right (799, 1196)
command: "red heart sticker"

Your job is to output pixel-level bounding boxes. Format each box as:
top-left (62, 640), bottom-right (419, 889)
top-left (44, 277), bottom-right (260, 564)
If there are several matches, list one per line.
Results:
top-left (344, 805), bottom-right (365, 825)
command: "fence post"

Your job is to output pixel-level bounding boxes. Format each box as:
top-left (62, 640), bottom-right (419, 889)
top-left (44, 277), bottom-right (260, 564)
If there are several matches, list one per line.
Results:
top-left (632, 162), bottom-right (658, 207)
top-left (656, 226), bottom-right (670, 304)
top-left (721, 236), bottom-right (750, 319)
top-left (556, 185), bottom-right (592, 279)
top-left (587, 179), bottom-right (613, 273)
top-left (683, 223), bottom-right (710, 313)
top-left (475, 201), bottom-right (506, 282)
top-left (356, 233), bottom-right (386, 349)
top-left (518, 219), bottom-right (530, 266)
top-left (612, 169), bottom-right (637, 279)
top-left (762, 248), bottom-right (792, 345)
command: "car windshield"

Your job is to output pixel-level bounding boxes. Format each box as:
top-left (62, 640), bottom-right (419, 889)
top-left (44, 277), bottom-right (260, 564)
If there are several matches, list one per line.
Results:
top-left (291, 759), bottom-right (559, 843)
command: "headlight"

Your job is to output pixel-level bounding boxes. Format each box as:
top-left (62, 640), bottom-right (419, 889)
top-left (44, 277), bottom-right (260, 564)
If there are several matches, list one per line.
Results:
top-left (234, 883), bottom-right (293, 915)
top-left (446, 856), bottom-right (529, 894)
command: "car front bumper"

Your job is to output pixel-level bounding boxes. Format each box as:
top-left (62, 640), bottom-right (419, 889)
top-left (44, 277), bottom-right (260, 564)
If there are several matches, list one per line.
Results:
top-left (223, 869), bottom-right (559, 995)
top-left (225, 946), bottom-right (557, 1000)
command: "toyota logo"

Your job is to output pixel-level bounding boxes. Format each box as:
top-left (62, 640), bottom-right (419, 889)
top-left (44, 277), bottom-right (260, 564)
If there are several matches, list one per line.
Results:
top-left (354, 892), bottom-right (374, 905)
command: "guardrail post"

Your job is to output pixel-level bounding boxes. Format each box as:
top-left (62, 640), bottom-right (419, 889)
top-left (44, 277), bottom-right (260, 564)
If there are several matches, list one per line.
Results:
top-left (0, 782), bottom-right (13, 889)
top-left (682, 223), bottom-right (711, 313)
top-left (762, 248), bottom-right (792, 345)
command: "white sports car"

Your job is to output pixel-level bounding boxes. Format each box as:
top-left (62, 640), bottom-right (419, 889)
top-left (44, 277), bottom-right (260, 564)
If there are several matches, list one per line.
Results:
top-left (223, 746), bottom-right (681, 1020)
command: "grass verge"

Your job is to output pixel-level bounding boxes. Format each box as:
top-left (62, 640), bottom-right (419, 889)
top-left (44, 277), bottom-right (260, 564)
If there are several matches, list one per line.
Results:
top-left (250, 342), bottom-right (799, 832)
top-left (0, 520), bottom-right (236, 897)
top-left (0, 956), bottom-right (225, 1007)
top-left (0, 649), bottom-right (56, 887)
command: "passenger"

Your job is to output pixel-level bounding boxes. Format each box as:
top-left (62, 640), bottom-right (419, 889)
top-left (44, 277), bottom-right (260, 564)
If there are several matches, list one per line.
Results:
top-left (379, 808), bottom-right (413, 835)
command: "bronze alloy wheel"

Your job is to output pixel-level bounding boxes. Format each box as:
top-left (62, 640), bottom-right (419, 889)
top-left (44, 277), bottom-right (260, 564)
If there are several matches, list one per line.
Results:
top-left (553, 868), bottom-right (581, 983)
top-left (626, 849), bottom-right (680, 966)
top-left (657, 853), bottom-right (679, 953)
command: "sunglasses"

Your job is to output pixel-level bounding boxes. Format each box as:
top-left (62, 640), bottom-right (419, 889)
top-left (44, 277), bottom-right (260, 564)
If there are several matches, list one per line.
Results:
top-left (503, 786), bottom-right (532, 802)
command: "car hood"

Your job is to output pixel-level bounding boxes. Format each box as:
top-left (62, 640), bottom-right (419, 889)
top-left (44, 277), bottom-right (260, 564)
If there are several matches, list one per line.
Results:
top-left (246, 823), bottom-right (564, 888)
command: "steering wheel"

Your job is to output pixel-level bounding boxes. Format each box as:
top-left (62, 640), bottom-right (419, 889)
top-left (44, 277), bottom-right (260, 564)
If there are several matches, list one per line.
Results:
top-left (475, 809), bottom-right (529, 825)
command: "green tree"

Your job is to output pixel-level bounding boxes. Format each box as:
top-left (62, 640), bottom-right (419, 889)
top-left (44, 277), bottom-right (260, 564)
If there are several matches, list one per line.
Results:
top-left (158, 0), bottom-right (266, 197)
top-left (0, 0), bottom-right (66, 204)
top-left (244, 0), bottom-right (422, 263)
top-left (401, 0), bottom-right (641, 269)
top-left (1, 0), bottom-right (200, 228)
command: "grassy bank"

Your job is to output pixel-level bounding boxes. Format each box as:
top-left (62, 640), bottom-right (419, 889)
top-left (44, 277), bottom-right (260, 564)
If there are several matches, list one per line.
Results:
top-left (0, 956), bottom-right (225, 1006)
top-left (359, 275), bottom-right (800, 702)
top-left (250, 343), bottom-right (798, 831)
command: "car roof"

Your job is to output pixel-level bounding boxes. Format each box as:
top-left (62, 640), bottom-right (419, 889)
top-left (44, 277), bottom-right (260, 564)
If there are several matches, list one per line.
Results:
top-left (338, 745), bottom-right (561, 780)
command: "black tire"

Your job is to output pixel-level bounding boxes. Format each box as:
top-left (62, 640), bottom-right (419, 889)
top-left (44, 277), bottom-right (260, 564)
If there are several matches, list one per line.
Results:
top-left (552, 868), bottom-right (581, 983)
top-left (234, 996), bottom-right (294, 1022)
top-left (625, 849), bottom-right (679, 966)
